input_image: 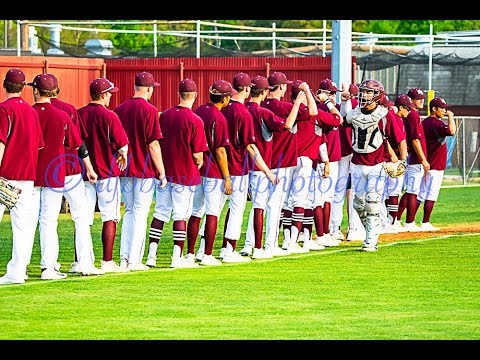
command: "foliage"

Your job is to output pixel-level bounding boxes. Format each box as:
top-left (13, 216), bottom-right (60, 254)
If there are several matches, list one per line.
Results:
top-left (1, 19), bottom-right (480, 53)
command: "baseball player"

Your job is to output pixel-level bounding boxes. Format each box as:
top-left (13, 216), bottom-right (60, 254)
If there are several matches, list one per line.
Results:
top-left (377, 94), bottom-right (408, 234)
top-left (114, 71), bottom-right (167, 271)
top-left (145, 78), bottom-right (208, 268)
top-left (241, 75), bottom-right (298, 258)
top-left (78, 77), bottom-right (130, 273)
top-left (308, 132), bottom-right (330, 247)
top-left (299, 85), bottom-right (343, 248)
top-left (28, 73), bottom-right (87, 280)
top-left (48, 73), bottom-right (104, 276)
top-left (329, 83), bottom-right (365, 242)
top-left (279, 79), bottom-right (330, 253)
top-left (261, 71), bottom-right (312, 253)
top-left (0, 69), bottom-right (44, 285)
top-left (417, 97), bottom-right (456, 231)
top-left (186, 79), bottom-right (234, 266)
top-left (218, 72), bottom-right (277, 263)
top-left (315, 79), bottom-right (343, 245)
top-left (396, 87), bottom-right (430, 231)
top-left (382, 94), bottom-right (413, 233)
top-left (341, 79), bottom-right (403, 251)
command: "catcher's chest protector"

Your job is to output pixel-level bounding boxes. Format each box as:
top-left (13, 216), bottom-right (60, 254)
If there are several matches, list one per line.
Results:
top-left (347, 106), bottom-right (388, 154)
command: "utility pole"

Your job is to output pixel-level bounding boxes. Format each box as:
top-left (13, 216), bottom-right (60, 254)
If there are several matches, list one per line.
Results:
top-left (331, 20), bottom-right (352, 100)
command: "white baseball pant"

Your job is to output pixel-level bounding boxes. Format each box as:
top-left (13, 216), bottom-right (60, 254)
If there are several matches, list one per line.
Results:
top-left (64, 173), bottom-right (97, 268)
top-left (32, 186), bottom-right (64, 271)
top-left (3, 181), bottom-right (36, 281)
top-left (331, 154), bottom-right (352, 229)
top-left (85, 177), bottom-right (122, 223)
top-left (245, 170), bottom-right (271, 248)
top-left (153, 181), bottom-right (196, 222)
top-left (224, 174), bottom-right (249, 241)
top-left (264, 166), bottom-right (294, 248)
top-left (119, 177), bottom-right (156, 265)
top-left (350, 162), bottom-right (387, 248)
top-left (404, 163), bottom-right (425, 196)
top-left (418, 170), bottom-right (444, 202)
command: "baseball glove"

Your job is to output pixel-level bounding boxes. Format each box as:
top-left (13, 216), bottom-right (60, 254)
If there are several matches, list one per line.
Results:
top-left (383, 160), bottom-right (406, 178)
top-left (0, 177), bottom-right (22, 210)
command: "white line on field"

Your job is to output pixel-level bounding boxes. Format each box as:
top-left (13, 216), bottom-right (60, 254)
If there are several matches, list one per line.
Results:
top-left (2, 232), bottom-right (479, 288)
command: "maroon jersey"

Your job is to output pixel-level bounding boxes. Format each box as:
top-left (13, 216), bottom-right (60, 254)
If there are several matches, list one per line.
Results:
top-left (33, 102), bottom-right (82, 188)
top-left (261, 98), bottom-right (300, 169)
top-left (295, 103), bottom-right (322, 161)
top-left (245, 101), bottom-right (285, 170)
top-left (339, 97), bottom-right (358, 157)
top-left (351, 111), bottom-right (396, 166)
top-left (312, 133), bottom-right (328, 169)
top-left (318, 103), bottom-right (342, 162)
top-left (422, 115), bottom-right (453, 170)
top-left (160, 106), bottom-right (208, 185)
top-left (78, 103), bottom-right (129, 180)
top-left (194, 103), bottom-right (231, 179)
top-left (404, 109), bottom-right (427, 165)
top-left (51, 97), bottom-right (84, 177)
top-left (0, 97), bottom-right (44, 181)
top-left (388, 111), bottom-right (407, 158)
top-left (221, 99), bottom-right (257, 176)
top-left (114, 97), bottom-right (163, 179)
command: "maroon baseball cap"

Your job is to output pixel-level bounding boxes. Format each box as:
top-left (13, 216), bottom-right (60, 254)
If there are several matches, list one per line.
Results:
top-left (268, 71), bottom-right (293, 86)
top-left (318, 78), bottom-right (339, 93)
top-left (135, 71), bottom-right (160, 87)
top-left (46, 73), bottom-right (59, 87)
top-left (27, 74), bottom-right (56, 91)
top-left (251, 75), bottom-right (273, 90)
top-left (430, 97), bottom-right (449, 108)
top-left (90, 78), bottom-right (119, 94)
top-left (291, 80), bottom-right (305, 97)
top-left (179, 78), bottom-right (197, 92)
top-left (209, 79), bottom-right (237, 96)
top-left (407, 87), bottom-right (426, 100)
top-left (380, 94), bottom-right (394, 107)
top-left (232, 72), bottom-right (254, 88)
top-left (4, 68), bottom-right (26, 84)
top-left (395, 94), bottom-right (414, 109)
top-left (349, 83), bottom-right (359, 96)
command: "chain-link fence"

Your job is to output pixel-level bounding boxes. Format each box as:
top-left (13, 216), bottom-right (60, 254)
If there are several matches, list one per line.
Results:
top-left (428, 116), bottom-right (480, 185)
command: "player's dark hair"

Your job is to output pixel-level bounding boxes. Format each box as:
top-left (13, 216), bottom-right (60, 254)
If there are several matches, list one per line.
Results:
top-left (180, 92), bottom-right (196, 101)
top-left (250, 88), bottom-right (265, 98)
top-left (37, 88), bottom-right (54, 98)
top-left (270, 84), bottom-right (281, 92)
top-left (90, 92), bottom-right (102, 101)
top-left (233, 85), bottom-right (248, 93)
top-left (210, 92), bottom-right (229, 104)
top-left (52, 87), bottom-right (60, 97)
top-left (3, 81), bottom-right (25, 94)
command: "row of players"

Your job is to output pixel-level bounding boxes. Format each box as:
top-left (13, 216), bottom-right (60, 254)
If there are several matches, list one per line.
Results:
top-left (0, 68), bottom-right (455, 284)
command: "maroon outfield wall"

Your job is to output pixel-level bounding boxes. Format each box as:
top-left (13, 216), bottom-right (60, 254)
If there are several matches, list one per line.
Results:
top-left (104, 56), bottom-right (352, 113)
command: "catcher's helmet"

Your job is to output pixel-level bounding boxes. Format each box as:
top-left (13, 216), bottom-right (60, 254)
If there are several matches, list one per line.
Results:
top-left (358, 79), bottom-right (384, 108)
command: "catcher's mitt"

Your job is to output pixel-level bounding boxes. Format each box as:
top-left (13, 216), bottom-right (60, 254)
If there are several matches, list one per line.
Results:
top-left (0, 177), bottom-right (22, 210)
top-left (383, 160), bottom-right (406, 178)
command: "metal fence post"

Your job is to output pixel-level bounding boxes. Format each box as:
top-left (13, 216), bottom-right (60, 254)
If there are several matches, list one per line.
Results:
top-left (462, 118), bottom-right (466, 185)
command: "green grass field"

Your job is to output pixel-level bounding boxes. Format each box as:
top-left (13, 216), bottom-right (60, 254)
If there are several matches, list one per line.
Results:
top-left (0, 186), bottom-right (479, 341)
